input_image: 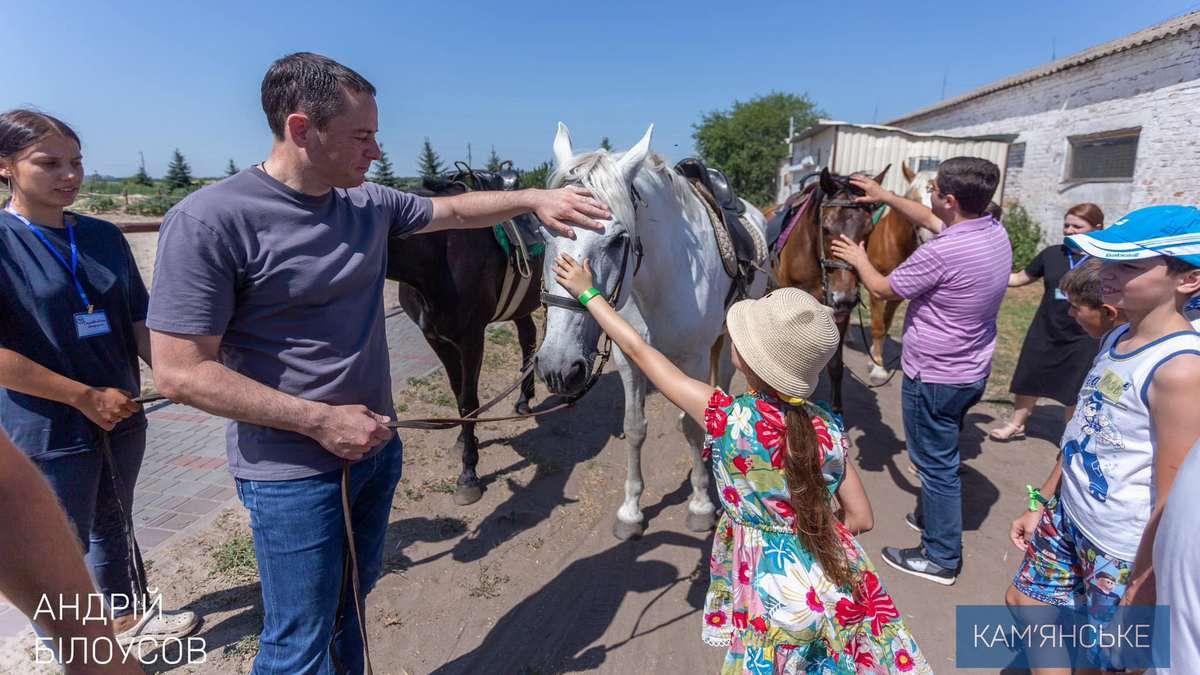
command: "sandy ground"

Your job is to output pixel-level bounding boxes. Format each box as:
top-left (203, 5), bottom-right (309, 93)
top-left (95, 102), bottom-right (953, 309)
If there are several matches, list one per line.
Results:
top-left (1, 302), bottom-right (1058, 674)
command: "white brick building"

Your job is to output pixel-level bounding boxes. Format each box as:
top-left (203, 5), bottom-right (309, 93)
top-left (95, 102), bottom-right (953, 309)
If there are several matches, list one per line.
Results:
top-left (888, 11), bottom-right (1200, 242)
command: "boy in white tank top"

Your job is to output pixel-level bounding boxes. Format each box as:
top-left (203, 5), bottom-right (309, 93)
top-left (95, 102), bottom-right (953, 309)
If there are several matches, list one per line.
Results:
top-left (1005, 205), bottom-right (1200, 672)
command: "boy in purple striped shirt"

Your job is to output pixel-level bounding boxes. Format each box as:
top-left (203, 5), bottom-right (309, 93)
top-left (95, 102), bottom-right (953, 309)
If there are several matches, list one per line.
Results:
top-left (832, 157), bottom-right (1009, 585)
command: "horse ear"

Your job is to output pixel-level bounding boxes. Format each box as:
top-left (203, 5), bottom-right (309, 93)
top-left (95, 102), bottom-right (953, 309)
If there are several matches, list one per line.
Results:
top-left (617, 124), bottom-right (654, 185)
top-left (902, 162), bottom-right (916, 183)
top-left (819, 167), bottom-right (839, 195)
top-left (873, 163), bottom-right (891, 185)
top-left (553, 122), bottom-right (574, 168)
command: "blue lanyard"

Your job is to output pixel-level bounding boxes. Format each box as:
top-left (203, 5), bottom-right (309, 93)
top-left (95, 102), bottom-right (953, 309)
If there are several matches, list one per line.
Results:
top-left (6, 208), bottom-right (93, 312)
top-left (1067, 250), bottom-right (1089, 270)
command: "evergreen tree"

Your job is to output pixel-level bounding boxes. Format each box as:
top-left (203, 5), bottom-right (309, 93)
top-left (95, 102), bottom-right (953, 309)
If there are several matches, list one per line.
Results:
top-left (520, 160), bottom-right (553, 189)
top-left (132, 158), bottom-right (153, 187)
top-left (163, 149), bottom-right (193, 190)
top-left (371, 147), bottom-right (399, 187)
top-left (486, 145), bottom-right (503, 172)
top-left (225, 159), bottom-right (239, 176)
top-left (599, 136), bottom-right (613, 152)
top-left (418, 138), bottom-right (443, 179)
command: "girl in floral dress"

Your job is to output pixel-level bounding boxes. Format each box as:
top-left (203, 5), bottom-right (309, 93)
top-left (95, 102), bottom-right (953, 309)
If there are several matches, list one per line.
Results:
top-left (554, 254), bottom-right (932, 674)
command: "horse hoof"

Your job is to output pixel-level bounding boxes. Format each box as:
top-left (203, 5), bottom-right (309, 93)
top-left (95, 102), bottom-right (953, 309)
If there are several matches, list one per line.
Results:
top-left (868, 368), bottom-right (890, 386)
top-left (686, 511), bottom-right (717, 533)
top-left (613, 519), bottom-right (645, 540)
top-left (514, 401), bottom-right (532, 415)
top-left (453, 484), bottom-right (483, 506)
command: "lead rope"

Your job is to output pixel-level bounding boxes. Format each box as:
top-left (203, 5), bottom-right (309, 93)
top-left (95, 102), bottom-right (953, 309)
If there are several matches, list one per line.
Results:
top-left (340, 463), bottom-right (372, 675)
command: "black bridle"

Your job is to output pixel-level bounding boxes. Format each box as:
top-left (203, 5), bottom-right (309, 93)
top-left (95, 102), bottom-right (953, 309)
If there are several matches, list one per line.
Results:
top-left (802, 172), bottom-right (884, 309)
top-left (539, 180), bottom-right (645, 314)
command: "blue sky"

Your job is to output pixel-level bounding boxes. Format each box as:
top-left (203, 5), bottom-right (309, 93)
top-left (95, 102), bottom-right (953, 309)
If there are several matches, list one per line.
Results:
top-left (6, 0), bottom-right (1196, 178)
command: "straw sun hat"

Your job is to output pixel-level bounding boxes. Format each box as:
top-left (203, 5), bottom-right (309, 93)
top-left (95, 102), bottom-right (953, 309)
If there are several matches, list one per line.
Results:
top-left (725, 288), bottom-right (841, 401)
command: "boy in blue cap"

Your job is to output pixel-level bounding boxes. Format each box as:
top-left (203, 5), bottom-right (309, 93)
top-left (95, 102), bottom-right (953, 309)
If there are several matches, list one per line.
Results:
top-left (1005, 205), bottom-right (1200, 670)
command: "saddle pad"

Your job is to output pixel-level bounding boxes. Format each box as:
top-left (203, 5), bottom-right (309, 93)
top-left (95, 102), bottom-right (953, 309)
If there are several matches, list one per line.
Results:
top-left (493, 222), bottom-right (545, 259)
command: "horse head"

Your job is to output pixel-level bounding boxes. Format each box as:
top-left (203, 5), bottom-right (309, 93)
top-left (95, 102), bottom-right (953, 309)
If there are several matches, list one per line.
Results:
top-left (813, 164), bottom-right (889, 317)
top-left (901, 163), bottom-right (939, 210)
top-left (535, 122), bottom-right (653, 396)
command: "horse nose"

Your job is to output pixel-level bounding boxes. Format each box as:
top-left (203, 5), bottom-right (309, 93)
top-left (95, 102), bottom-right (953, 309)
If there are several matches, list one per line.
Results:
top-left (563, 359), bottom-right (589, 393)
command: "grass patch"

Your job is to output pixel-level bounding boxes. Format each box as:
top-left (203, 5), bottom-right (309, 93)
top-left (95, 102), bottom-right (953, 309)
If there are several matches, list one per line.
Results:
top-left (488, 326), bottom-right (516, 346)
top-left (422, 477), bottom-right (457, 495)
top-left (405, 375), bottom-right (456, 408)
top-left (212, 532), bottom-right (257, 581)
top-left (467, 563), bottom-right (510, 599)
top-left (223, 633), bottom-right (260, 658)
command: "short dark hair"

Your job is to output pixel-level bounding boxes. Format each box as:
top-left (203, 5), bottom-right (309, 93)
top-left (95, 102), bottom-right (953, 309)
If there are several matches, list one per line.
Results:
top-left (260, 52), bottom-right (376, 140)
top-left (0, 109), bottom-right (81, 186)
top-left (1059, 258), bottom-right (1104, 308)
top-left (936, 157), bottom-right (1000, 215)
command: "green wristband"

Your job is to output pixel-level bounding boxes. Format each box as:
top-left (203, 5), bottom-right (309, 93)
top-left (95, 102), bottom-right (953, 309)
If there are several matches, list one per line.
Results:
top-left (1026, 484), bottom-right (1048, 512)
top-left (578, 287), bottom-right (602, 306)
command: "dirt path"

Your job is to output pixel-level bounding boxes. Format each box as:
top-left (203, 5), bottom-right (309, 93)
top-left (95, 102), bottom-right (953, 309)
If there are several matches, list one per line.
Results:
top-left (19, 318), bottom-right (1058, 674)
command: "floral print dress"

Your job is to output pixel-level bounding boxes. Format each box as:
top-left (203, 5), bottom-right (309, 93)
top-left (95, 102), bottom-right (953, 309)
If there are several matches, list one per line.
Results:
top-left (701, 390), bottom-right (932, 674)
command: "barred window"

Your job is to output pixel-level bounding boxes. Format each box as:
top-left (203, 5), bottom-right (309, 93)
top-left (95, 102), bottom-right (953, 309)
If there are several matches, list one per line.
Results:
top-left (908, 156), bottom-right (941, 172)
top-left (1067, 130), bottom-right (1139, 181)
top-left (1006, 143), bottom-right (1026, 169)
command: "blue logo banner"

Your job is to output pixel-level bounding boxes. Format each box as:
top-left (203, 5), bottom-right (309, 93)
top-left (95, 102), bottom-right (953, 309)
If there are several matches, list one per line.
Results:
top-left (955, 604), bottom-right (1170, 669)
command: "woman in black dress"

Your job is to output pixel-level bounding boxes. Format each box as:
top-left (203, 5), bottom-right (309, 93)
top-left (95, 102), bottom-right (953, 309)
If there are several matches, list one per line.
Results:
top-left (990, 203), bottom-right (1104, 441)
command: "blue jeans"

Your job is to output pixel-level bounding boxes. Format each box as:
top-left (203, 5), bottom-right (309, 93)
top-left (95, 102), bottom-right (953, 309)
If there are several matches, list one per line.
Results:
top-left (32, 428), bottom-right (146, 618)
top-left (236, 437), bottom-right (403, 675)
top-left (902, 375), bottom-right (986, 570)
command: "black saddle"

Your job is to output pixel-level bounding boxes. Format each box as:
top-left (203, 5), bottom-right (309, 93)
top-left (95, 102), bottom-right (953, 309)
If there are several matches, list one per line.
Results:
top-left (675, 158), bottom-right (756, 271)
top-left (433, 167), bottom-right (522, 192)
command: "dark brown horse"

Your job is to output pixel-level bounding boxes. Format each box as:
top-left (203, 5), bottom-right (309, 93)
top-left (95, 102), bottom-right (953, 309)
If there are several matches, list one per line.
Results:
top-left (772, 166), bottom-right (889, 413)
top-left (386, 169), bottom-right (542, 505)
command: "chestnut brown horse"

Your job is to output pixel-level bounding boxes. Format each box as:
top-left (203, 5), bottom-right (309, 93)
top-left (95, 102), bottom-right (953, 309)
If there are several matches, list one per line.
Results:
top-left (861, 163), bottom-right (932, 384)
top-left (772, 166), bottom-right (888, 413)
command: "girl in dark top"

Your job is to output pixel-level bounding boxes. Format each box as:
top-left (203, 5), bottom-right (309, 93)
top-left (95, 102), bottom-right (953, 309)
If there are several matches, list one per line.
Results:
top-left (990, 203), bottom-right (1104, 441)
top-left (0, 109), bottom-right (196, 644)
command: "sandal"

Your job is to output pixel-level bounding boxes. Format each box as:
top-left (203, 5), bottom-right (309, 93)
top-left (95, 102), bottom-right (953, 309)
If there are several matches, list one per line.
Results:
top-left (116, 608), bottom-right (199, 646)
top-left (988, 423), bottom-right (1026, 442)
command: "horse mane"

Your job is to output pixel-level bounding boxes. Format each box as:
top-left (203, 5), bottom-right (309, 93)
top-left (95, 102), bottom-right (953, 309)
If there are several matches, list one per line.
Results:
top-left (548, 150), bottom-right (709, 231)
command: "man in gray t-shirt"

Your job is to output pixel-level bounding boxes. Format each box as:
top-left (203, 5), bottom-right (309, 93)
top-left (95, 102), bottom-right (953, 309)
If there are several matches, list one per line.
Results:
top-left (147, 53), bottom-right (608, 674)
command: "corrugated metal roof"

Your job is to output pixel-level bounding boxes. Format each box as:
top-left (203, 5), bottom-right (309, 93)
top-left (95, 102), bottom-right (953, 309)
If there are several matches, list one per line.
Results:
top-left (789, 119), bottom-right (1012, 143)
top-left (886, 10), bottom-right (1200, 126)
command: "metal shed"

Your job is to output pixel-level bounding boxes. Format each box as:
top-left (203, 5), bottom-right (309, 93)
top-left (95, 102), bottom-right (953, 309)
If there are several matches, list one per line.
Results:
top-left (777, 119), bottom-right (1012, 203)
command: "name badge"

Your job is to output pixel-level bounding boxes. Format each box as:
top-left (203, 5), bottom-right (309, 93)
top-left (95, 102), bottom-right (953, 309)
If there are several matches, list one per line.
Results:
top-left (1097, 368), bottom-right (1126, 402)
top-left (74, 311), bottom-right (112, 339)
top-left (1054, 288), bottom-right (1067, 301)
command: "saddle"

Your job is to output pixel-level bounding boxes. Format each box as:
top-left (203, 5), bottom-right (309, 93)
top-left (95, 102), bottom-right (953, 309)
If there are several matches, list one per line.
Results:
top-left (674, 158), bottom-right (764, 305)
top-left (428, 166), bottom-right (546, 269)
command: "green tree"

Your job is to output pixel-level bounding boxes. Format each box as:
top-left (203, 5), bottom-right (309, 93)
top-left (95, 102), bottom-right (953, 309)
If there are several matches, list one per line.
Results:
top-left (485, 145), bottom-right (503, 172)
top-left (163, 149), bottom-right (193, 190)
top-left (520, 160), bottom-right (553, 189)
top-left (225, 159), bottom-right (239, 177)
top-left (371, 147), bottom-right (399, 187)
top-left (692, 92), bottom-right (822, 207)
top-left (1002, 202), bottom-right (1042, 271)
top-left (418, 138), bottom-right (443, 179)
top-left (131, 160), bottom-right (153, 187)
top-left (599, 136), bottom-right (613, 152)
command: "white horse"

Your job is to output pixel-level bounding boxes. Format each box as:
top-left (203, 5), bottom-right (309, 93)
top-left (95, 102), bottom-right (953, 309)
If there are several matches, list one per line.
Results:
top-left (534, 123), bottom-right (769, 539)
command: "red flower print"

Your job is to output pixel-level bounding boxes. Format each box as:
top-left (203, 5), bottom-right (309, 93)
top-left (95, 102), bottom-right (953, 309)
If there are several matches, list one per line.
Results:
top-left (724, 525), bottom-right (734, 541)
top-left (754, 420), bottom-right (785, 452)
top-left (705, 406), bottom-right (729, 438)
top-left (737, 562), bottom-right (752, 586)
top-left (732, 611), bottom-right (748, 630)
top-left (844, 635), bottom-right (877, 668)
top-left (755, 398), bottom-right (785, 428)
top-left (811, 415), bottom-right (834, 454)
top-left (701, 446), bottom-right (712, 462)
top-left (710, 390), bottom-right (735, 409)
top-left (705, 611), bottom-right (727, 628)
top-left (732, 454), bottom-right (752, 474)
top-left (722, 486), bottom-right (742, 507)
top-left (834, 571), bottom-right (900, 636)
top-left (770, 445), bottom-right (785, 469)
top-left (749, 616), bottom-right (768, 634)
top-left (806, 587), bottom-right (824, 612)
top-left (766, 498), bottom-right (795, 523)
top-left (895, 649), bottom-right (915, 672)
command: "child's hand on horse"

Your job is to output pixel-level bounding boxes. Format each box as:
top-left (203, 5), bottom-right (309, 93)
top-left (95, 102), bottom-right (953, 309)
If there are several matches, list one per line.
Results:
top-left (830, 234), bottom-right (870, 269)
top-left (554, 253), bottom-right (595, 298)
top-left (849, 174), bottom-right (891, 205)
